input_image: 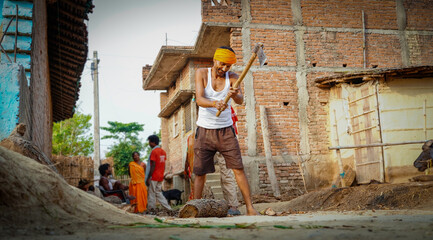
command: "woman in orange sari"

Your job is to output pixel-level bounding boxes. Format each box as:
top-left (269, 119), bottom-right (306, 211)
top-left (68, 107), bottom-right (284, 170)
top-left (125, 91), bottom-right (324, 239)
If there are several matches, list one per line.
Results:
top-left (129, 151), bottom-right (147, 213)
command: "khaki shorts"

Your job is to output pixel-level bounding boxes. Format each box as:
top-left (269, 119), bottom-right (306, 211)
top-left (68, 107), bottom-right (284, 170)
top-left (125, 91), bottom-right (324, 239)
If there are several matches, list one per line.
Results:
top-left (193, 126), bottom-right (243, 176)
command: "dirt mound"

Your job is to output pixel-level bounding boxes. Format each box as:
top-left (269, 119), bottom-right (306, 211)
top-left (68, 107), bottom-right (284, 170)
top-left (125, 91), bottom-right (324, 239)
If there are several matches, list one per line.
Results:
top-left (0, 146), bottom-right (151, 236)
top-left (249, 182), bottom-right (433, 213)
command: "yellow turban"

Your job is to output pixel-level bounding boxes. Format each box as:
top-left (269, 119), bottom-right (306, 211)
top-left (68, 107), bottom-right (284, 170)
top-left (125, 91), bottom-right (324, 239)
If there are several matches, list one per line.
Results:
top-left (213, 48), bottom-right (237, 64)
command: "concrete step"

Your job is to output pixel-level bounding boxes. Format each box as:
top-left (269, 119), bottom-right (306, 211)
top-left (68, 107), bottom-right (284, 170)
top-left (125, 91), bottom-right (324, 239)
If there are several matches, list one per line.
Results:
top-left (206, 179), bottom-right (221, 188)
top-left (210, 185), bottom-right (222, 193)
top-left (206, 173), bottom-right (220, 181)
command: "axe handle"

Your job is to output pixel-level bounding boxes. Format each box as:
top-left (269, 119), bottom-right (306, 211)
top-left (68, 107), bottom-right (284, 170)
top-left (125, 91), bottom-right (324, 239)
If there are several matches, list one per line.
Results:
top-left (216, 52), bottom-right (258, 117)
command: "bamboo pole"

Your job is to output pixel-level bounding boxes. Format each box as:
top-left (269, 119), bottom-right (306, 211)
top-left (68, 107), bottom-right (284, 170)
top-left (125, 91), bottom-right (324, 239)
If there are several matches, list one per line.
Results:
top-left (329, 140), bottom-right (428, 150)
top-left (296, 144), bottom-right (308, 193)
top-left (14, 5), bottom-right (18, 63)
top-left (333, 109), bottom-right (346, 187)
top-left (424, 99), bottom-right (427, 140)
top-left (362, 10), bottom-right (366, 68)
top-left (375, 82), bottom-right (385, 183)
top-left (259, 106), bottom-right (280, 197)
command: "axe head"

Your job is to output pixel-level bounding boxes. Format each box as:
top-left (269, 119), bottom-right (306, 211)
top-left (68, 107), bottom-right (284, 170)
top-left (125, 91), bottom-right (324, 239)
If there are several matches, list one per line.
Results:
top-left (253, 43), bottom-right (268, 67)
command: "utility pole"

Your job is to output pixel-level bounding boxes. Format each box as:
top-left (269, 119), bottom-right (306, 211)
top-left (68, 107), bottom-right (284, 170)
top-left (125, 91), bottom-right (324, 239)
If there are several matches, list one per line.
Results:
top-left (91, 51), bottom-right (101, 183)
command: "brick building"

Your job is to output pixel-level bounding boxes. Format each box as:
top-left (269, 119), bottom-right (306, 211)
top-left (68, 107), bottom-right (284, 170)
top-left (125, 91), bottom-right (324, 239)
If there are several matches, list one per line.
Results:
top-left (142, 0), bottom-right (433, 196)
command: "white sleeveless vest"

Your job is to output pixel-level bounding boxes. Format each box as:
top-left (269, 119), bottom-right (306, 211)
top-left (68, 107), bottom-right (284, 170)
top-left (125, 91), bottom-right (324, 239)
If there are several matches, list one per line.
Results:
top-left (196, 68), bottom-right (233, 129)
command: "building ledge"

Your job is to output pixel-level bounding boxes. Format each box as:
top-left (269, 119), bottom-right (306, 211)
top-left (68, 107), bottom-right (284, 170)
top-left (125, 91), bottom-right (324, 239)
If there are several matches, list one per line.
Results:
top-left (158, 90), bottom-right (194, 118)
top-left (142, 23), bottom-right (233, 90)
top-left (315, 65), bottom-right (433, 88)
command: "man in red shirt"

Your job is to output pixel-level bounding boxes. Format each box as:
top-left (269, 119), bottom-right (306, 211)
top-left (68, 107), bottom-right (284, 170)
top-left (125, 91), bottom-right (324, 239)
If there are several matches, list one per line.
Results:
top-left (145, 135), bottom-right (172, 210)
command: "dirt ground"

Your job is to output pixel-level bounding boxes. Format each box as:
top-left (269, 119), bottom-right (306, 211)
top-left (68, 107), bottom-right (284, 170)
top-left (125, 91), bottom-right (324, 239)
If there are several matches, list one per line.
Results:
top-left (1, 146), bottom-right (433, 239)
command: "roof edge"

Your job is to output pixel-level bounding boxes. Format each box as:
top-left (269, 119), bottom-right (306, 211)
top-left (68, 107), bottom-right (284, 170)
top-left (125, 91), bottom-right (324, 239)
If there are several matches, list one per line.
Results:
top-left (142, 22), bottom-right (238, 91)
top-left (315, 66), bottom-right (433, 88)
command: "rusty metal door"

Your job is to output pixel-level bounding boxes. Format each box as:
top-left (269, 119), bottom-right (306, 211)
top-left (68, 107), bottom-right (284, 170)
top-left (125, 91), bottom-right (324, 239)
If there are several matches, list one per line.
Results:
top-left (347, 82), bottom-right (384, 184)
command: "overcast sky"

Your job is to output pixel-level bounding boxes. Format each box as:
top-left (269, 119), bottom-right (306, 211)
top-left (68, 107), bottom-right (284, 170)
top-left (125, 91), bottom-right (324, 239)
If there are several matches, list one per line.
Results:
top-left (77, 0), bottom-right (202, 156)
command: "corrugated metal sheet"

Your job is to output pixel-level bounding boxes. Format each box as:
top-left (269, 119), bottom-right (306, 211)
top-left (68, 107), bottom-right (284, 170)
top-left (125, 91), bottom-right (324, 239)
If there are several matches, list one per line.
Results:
top-left (47, 0), bottom-right (94, 122)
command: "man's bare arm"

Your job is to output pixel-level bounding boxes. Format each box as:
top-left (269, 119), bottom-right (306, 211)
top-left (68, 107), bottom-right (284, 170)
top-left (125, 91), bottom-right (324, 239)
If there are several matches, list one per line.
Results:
top-left (195, 68), bottom-right (227, 111)
top-left (100, 178), bottom-right (110, 191)
top-left (228, 72), bottom-right (243, 104)
top-left (146, 161), bottom-right (155, 186)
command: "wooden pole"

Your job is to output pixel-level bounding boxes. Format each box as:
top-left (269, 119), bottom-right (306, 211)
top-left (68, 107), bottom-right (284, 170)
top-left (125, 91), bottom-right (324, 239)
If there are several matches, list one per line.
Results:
top-left (296, 144), bottom-right (308, 193)
top-left (14, 5), bottom-right (18, 63)
top-left (259, 106), bottom-right (280, 197)
top-left (329, 140), bottom-right (428, 150)
top-left (362, 10), bottom-right (366, 69)
top-left (92, 51), bottom-right (101, 183)
top-left (375, 81), bottom-right (385, 183)
top-left (424, 99), bottom-right (427, 140)
top-left (333, 109), bottom-right (346, 187)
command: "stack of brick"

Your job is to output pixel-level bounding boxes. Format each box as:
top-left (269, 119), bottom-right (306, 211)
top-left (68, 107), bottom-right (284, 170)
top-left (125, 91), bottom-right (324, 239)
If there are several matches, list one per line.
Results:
top-left (258, 162), bottom-right (305, 196)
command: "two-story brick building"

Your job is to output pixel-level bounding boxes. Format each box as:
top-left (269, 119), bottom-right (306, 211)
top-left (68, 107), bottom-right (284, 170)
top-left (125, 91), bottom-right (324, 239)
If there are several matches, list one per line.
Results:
top-left (142, 0), bottom-right (433, 196)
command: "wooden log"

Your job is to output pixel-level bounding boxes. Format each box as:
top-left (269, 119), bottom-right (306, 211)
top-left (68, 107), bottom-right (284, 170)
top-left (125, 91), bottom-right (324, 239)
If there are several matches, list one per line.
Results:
top-left (410, 175), bottom-right (433, 182)
top-left (260, 106), bottom-right (281, 197)
top-left (179, 199), bottom-right (229, 218)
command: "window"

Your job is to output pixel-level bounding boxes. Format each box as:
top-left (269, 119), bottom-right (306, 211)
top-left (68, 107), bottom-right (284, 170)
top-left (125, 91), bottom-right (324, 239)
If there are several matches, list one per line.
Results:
top-left (172, 111), bottom-right (179, 138)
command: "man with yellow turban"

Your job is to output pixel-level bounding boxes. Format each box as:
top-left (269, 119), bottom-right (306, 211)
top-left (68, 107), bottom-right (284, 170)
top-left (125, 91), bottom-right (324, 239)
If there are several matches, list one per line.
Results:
top-left (193, 46), bottom-right (257, 216)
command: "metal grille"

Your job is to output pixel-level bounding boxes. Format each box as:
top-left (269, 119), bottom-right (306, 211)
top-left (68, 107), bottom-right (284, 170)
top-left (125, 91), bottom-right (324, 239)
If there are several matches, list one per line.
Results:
top-left (185, 101), bottom-right (192, 133)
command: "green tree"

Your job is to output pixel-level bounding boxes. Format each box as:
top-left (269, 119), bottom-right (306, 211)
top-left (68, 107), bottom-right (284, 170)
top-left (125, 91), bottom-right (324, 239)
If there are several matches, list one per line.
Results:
top-left (102, 121), bottom-right (145, 175)
top-left (52, 112), bottom-right (93, 156)
top-left (143, 130), bottom-right (161, 160)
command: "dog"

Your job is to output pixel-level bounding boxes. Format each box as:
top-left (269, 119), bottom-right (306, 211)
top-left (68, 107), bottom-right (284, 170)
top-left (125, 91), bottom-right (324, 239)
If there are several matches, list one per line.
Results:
top-left (162, 189), bottom-right (184, 206)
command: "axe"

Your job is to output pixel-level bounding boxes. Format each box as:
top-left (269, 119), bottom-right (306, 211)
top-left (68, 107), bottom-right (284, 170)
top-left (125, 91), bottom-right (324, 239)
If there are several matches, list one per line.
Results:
top-left (216, 43), bottom-right (267, 117)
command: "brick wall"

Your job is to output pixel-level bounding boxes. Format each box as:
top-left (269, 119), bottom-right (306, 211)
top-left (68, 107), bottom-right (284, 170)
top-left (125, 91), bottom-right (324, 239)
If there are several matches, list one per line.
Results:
top-left (166, 108), bottom-right (183, 173)
top-left (306, 72), bottom-right (332, 156)
top-left (407, 34), bottom-right (433, 66)
top-left (191, 58), bottom-right (213, 70)
top-left (194, 0), bottom-right (433, 191)
top-left (258, 161), bottom-right (305, 196)
top-left (160, 93), bottom-right (169, 154)
top-left (202, 0), bottom-right (242, 23)
top-left (142, 65), bottom-right (152, 81)
top-left (251, 29), bottom-right (297, 67)
top-left (366, 34), bottom-right (403, 68)
top-left (301, 0), bottom-right (398, 29)
top-left (167, 76), bottom-right (179, 100)
top-left (230, 28), bottom-right (243, 63)
top-left (304, 31), bottom-right (364, 68)
top-left (404, 0), bottom-right (433, 31)
top-left (250, 0), bottom-right (293, 25)
top-left (254, 71), bottom-right (300, 156)
top-left (180, 63), bottom-right (191, 90)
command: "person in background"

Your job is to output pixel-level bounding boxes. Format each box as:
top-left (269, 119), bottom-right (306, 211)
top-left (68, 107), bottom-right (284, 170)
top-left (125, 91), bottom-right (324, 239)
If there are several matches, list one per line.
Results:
top-left (99, 163), bottom-right (132, 202)
top-left (145, 135), bottom-right (172, 210)
top-left (128, 151), bottom-right (148, 213)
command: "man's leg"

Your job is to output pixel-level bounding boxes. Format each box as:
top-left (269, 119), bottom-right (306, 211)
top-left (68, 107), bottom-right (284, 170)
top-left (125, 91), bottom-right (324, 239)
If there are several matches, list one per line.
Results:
top-left (154, 181), bottom-right (172, 210)
top-left (147, 181), bottom-right (157, 209)
top-left (232, 168), bottom-right (258, 215)
top-left (193, 174), bottom-right (206, 199)
top-left (216, 153), bottom-right (239, 209)
top-left (113, 181), bottom-right (128, 190)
